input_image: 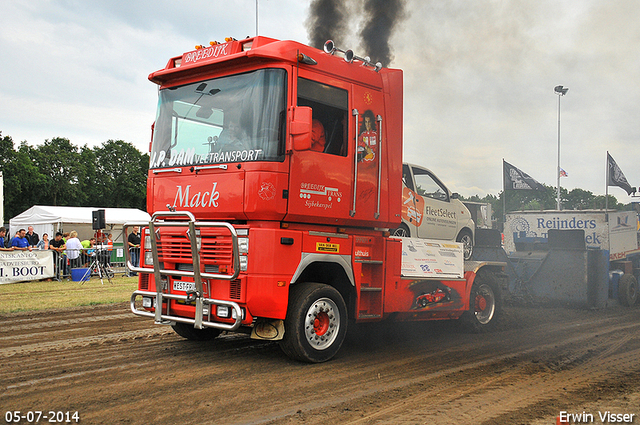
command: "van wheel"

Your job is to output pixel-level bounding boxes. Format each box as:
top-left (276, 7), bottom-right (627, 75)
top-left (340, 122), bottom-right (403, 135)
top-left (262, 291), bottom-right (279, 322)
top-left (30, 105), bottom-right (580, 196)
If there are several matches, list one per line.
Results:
top-left (392, 224), bottom-right (411, 238)
top-left (457, 230), bottom-right (474, 260)
top-left (618, 274), bottom-right (638, 307)
top-left (461, 270), bottom-right (502, 332)
top-left (172, 322), bottom-right (221, 341)
top-left (280, 283), bottom-right (347, 363)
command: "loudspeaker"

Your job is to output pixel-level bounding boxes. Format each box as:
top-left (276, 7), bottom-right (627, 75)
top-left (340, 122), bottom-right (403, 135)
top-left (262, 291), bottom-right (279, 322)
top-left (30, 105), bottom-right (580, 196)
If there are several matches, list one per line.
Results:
top-left (92, 209), bottom-right (106, 230)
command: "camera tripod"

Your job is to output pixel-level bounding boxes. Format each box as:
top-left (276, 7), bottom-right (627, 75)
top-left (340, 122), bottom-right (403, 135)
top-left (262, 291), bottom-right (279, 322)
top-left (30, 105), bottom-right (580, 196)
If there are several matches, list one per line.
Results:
top-left (85, 249), bottom-right (115, 285)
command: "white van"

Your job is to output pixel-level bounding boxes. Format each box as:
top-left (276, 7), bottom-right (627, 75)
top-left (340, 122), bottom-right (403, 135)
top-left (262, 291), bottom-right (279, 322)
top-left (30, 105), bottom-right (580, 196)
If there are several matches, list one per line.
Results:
top-left (394, 163), bottom-right (475, 260)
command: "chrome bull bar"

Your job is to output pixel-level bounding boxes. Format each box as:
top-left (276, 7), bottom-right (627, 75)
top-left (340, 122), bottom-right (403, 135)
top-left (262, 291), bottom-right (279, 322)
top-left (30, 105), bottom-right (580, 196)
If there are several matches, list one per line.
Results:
top-left (125, 211), bottom-right (241, 331)
top-left (130, 290), bottom-right (243, 331)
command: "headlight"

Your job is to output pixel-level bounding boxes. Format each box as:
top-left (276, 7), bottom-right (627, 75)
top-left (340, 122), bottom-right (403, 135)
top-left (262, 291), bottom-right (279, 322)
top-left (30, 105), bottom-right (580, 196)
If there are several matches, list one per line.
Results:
top-left (217, 305), bottom-right (230, 318)
top-left (144, 250), bottom-right (153, 266)
top-left (217, 305), bottom-right (245, 319)
top-left (239, 256), bottom-right (248, 271)
top-left (238, 237), bottom-right (249, 254)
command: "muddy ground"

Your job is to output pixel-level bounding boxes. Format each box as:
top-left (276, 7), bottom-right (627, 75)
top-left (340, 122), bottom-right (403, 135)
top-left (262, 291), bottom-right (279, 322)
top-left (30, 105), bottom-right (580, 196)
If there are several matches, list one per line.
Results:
top-left (1, 300), bottom-right (639, 425)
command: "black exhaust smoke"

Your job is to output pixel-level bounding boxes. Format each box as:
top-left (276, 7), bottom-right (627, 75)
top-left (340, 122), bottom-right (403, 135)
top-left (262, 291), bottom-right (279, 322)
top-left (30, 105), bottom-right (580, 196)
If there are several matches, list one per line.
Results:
top-left (307, 0), bottom-right (407, 67)
top-left (359, 0), bottom-right (407, 68)
top-left (307, 0), bottom-right (347, 50)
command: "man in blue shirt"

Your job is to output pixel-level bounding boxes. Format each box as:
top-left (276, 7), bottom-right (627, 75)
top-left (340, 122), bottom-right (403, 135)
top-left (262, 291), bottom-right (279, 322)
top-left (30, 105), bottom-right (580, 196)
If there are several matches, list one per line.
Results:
top-left (11, 229), bottom-right (32, 251)
top-left (0, 227), bottom-right (13, 251)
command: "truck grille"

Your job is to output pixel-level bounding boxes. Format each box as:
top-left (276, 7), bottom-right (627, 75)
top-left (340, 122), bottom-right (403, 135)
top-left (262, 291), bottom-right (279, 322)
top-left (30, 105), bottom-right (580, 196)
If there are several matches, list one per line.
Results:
top-left (156, 227), bottom-right (235, 273)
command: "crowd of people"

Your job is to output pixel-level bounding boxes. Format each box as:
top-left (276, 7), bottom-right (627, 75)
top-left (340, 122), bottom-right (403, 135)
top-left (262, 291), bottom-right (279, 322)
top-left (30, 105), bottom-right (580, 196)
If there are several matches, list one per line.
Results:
top-left (0, 226), bottom-right (118, 280)
top-left (0, 225), bottom-right (143, 280)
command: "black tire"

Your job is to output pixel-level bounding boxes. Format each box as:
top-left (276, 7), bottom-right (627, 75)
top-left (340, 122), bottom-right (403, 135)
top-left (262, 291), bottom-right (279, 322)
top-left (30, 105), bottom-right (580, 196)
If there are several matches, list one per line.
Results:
top-left (457, 229), bottom-right (474, 261)
top-left (461, 270), bottom-right (502, 332)
top-left (618, 274), bottom-right (638, 307)
top-left (279, 283), bottom-right (348, 363)
top-left (392, 223), bottom-right (411, 238)
top-left (172, 322), bottom-right (221, 341)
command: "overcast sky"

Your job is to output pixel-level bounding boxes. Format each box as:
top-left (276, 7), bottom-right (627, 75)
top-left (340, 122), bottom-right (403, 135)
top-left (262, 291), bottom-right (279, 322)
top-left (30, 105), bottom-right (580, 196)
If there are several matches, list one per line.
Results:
top-left (2, 0), bottom-right (639, 204)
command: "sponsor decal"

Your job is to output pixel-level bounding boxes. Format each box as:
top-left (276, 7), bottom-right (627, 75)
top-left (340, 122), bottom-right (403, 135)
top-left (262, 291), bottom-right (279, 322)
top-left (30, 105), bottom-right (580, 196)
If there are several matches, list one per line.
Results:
top-left (408, 280), bottom-right (459, 311)
top-left (316, 242), bottom-right (339, 253)
top-left (299, 182), bottom-right (343, 210)
top-left (354, 248), bottom-right (370, 258)
top-left (258, 182), bottom-right (276, 201)
top-left (183, 43), bottom-right (230, 65)
top-left (403, 189), bottom-right (424, 226)
top-left (424, 205), bottom-right (457, 220)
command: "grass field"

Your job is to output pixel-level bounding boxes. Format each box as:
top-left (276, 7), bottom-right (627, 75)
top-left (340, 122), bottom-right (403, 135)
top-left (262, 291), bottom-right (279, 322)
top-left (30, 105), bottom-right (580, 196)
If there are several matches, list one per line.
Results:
top-left (0, 275), bottom-right (139, 314)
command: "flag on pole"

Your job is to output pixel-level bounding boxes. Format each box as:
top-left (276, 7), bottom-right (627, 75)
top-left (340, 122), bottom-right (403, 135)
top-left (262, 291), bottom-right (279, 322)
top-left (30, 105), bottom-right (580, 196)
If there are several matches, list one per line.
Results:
top-left (559, 168), bottom-right (568, 178)
top-left (503, 160), bottom-right (545, 191)
top-left (607, 153), bottom-right (635, 195)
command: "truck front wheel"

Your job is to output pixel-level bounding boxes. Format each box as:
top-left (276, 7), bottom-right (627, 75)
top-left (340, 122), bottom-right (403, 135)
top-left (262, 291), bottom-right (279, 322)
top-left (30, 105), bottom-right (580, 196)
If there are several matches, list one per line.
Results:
top-left (280, 283), bottom-right (348, 363)
top-left (461, 270), bottom-right (502, 332)
top-left (172, 322), bottom-right (221, 341)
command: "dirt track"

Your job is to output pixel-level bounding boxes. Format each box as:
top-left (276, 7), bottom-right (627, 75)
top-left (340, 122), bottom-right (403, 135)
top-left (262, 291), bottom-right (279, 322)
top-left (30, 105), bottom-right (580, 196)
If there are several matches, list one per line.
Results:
top-left (1, 301), bottom-right (639, 425)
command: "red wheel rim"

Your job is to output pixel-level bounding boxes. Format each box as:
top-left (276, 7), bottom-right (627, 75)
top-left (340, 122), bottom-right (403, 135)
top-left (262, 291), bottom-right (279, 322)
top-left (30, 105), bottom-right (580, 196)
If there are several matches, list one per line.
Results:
top-left (475, 295), bottom-right (487, 312)
top-left (313, 311), bottom-right (330, 336)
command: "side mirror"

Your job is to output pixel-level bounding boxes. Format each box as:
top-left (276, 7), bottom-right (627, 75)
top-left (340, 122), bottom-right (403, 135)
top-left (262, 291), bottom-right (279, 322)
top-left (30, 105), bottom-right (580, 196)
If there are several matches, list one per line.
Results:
top-left (288, 106), bottom-right (312, 151)
top-left (451, 193), bottom-right (459, 199)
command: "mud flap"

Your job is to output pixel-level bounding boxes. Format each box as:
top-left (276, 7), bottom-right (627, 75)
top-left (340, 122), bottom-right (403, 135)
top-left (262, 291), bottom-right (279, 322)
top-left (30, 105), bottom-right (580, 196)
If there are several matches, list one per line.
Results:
top-left (251, 319), bottom-right (285, 341)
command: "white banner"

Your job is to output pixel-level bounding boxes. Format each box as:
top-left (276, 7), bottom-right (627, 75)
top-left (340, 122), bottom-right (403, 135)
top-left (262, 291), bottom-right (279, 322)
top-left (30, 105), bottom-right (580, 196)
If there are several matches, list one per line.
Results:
top-left (504, 210), bottom-right (638, 260)
top-left (0, 250), bottom-right (55, 284)
top-left (395, 237), bottom-right (464, 279)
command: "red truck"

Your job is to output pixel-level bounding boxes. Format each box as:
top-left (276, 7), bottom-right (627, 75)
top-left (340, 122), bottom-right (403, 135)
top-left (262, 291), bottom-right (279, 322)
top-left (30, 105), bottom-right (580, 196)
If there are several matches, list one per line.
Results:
top-left (127, 36), bottom-right (506, 362)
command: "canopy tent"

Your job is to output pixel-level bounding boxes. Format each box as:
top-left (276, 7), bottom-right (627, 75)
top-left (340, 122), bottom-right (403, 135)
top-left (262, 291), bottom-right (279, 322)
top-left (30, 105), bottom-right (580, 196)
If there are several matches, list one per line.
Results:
top-left (9, 205), bottom-right (150, 244)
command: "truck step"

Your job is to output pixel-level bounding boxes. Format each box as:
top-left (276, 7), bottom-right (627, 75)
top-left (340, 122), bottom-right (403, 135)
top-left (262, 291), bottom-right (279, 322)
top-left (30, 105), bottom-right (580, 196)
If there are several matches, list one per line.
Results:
top-left (358, 313), bottom-right (382, 319)
top-left (360, 287), bottom-right (382, 292)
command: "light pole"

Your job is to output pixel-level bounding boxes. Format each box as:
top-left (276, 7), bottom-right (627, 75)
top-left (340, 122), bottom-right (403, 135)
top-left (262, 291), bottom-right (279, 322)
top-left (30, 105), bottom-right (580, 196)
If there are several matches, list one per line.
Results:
top-left (554, 85), bottom-right (568, 210)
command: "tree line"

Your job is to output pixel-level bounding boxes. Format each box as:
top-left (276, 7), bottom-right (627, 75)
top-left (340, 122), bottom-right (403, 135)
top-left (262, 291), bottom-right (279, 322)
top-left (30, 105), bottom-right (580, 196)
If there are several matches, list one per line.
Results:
top-left (0, 132), bottom-right (149, 220)
top-left (1, 130), bottom-right (634, 225)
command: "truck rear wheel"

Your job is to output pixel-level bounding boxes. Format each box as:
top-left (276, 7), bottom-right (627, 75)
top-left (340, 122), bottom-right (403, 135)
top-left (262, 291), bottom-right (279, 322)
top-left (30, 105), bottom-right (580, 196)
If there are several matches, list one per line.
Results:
top-left (280, 283), bottom-right (347, 363)
top-left (461, 270), bottom-right (502, 332)
top-left (172, 322), bottom-right (221, 341)
top-left (618, 274), bottom-right (638, 307)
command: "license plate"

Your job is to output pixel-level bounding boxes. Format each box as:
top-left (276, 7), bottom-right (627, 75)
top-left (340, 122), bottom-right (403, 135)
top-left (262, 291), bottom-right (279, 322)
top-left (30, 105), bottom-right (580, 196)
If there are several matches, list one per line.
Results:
top-left (173, 281), bottom-right (196, 292)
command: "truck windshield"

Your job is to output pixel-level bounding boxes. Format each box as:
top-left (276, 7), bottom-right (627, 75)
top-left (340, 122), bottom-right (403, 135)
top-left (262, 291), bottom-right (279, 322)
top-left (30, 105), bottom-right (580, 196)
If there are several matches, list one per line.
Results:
top-left (150, 69), bottom-right (287, 169)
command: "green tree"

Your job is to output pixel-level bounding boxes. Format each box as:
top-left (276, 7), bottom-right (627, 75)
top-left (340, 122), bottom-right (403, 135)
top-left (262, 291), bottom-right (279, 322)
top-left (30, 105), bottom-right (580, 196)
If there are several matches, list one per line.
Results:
top-left (564, 188), bottom-right (595, 210)
top-left (0, 134), bottom-right (47, 219)
top-left (92, 140), bottom-right (148, 209)
top-left (31, 137), bottom-right (86, 206)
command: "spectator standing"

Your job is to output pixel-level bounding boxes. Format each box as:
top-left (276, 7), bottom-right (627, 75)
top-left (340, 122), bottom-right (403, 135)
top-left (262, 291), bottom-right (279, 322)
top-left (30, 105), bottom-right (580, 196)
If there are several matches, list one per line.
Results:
top-left (65, 231), bottom-right (83, 269)
top-left (26, 226), bottom-right (40, 247)
top-left (80, 237), bottom-right (96, 266)
top-left (99, 233), bottom-right (114, 266)
top-left (0, 227), bottom-right (14, 251)
top-left (36, 233), bottom-right (50, 250)
top-left (127, 226), bottom-right (141, 276)
top-left (49, 232), bottom-right (67, 279)
top-left (11, 229), bottom-right (32, 251)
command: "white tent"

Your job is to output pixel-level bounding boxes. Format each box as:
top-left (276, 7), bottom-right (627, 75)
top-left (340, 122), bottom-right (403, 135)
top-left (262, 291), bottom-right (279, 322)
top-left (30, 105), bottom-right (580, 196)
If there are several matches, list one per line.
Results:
top-left (9, 205), bottom-right (151, 244)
